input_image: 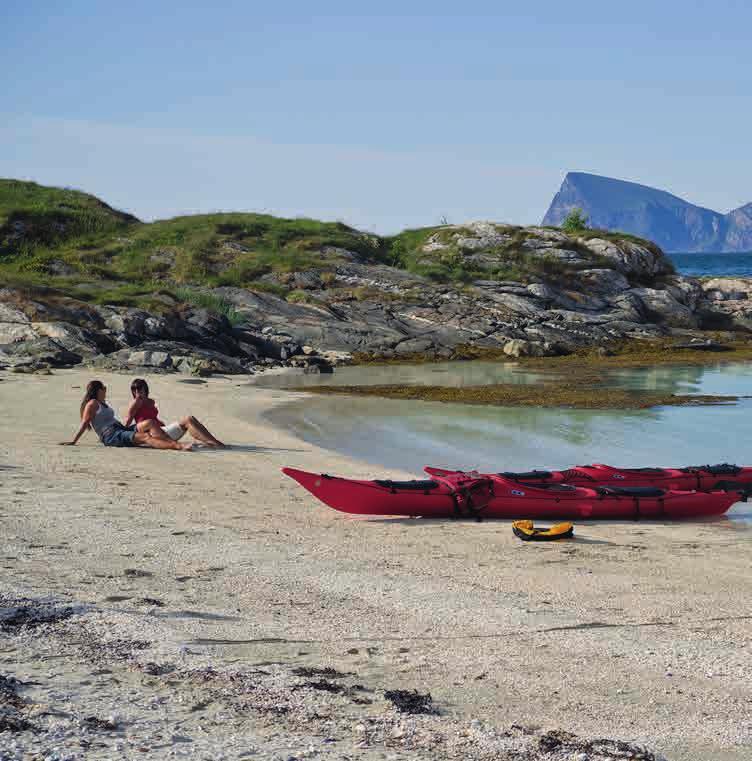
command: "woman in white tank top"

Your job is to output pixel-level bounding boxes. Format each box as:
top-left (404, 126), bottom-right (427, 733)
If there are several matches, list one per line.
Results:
top-left (61, 380), bottom-right (192, 450)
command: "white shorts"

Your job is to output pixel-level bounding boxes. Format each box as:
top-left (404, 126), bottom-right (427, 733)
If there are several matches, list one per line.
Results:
top-left (162, 421), bottom-right (186, 441)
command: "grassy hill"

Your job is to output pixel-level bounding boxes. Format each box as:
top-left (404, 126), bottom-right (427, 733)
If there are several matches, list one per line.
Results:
top-left (0, 179), bottom-right (138, 252)
top-left (0, 179), bottom-right (667, 311)
top-left (0, 180), bottom-right (387, 307)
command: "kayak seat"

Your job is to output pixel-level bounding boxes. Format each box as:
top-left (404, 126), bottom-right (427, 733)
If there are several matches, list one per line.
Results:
top-left (374, 479), bottom-right (440, 491)
top-left (521, 483), bottom-right (578, 492)
top-left (597, 486), bottom-right (665, 498)
top-left (680, 463), bottom-right (741, 476)
top-left (621, 467), bottom-right (666, 474)
top-left (500, 470), bottom-right (552, 480)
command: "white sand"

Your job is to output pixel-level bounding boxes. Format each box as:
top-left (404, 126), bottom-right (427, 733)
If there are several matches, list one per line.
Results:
top-left (1, 369), bottom-right (751, 760)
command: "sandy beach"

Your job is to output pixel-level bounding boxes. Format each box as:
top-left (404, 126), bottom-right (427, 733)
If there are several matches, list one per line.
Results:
top-left (1, 369), bottom-right (751, 760)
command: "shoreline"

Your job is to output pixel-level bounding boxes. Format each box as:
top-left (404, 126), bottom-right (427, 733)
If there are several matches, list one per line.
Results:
top-left (1, 369), bottom-right (752, 760)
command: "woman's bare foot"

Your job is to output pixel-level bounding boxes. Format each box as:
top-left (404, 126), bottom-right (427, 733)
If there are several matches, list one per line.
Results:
top-left (180, 442), bottom-right (194, 451)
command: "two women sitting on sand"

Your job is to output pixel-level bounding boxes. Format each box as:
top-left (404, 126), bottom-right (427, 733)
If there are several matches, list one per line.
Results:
top-left (62, 378), bottom-right (224, 450)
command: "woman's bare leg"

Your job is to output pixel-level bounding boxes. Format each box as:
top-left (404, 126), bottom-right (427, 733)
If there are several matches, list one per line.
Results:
top-left (137, 419), bottom-right (172, 440)
top-left (179, 415), bottom-right (225, 447)
top-left (133, 431), bottom-right (190, 450)
top-left (135, 420), bottom-right (191, 450)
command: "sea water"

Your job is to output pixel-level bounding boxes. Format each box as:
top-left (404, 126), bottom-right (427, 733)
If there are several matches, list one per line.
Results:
top-left (262, 361), bottom-right (752, 522)
top-left (261, 256), bottom-right (752, 521)
top-left (670, 252), bottom-right (752, 277)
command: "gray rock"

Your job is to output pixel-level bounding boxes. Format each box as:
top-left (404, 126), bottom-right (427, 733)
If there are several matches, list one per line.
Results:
top-left (184, 307), bottom-right (231, 337)
top-left (484, 292), bottom-right (546, 316)
top-left (33, 322), bottom-right (110, 357)
top-left (90, 341), bottom-right (250, 376)
top-left (5, 290), bottom-right (104, 328)
top-left (521, 240), bottom-right (591, 266)
top-left (0, 303), bottom-right (36, 343)
top-left (422, 222), bottom-right (513, 253)
top-left (502, 339), bottom-right (553, 357)
top-left (662, 275), bottom-right (704, 310)
top-left (580, 237), bottom-right (671, 278)
top-left (630, 287), bottom-right (697, 328)
top-left (144, 316), bottom-right (167, 337)
top-left (125, 350), bottom-right (173, 369)
top-left (290, 270), bottom-right (323, 290)
top-left (575, 268), bottom-right (630, 295)
top-left (394, 337), bottom-right (434, 354)
top-left (3, 337), bottom-right (82, 367)
top-left (701, 277), bottom-right (752, 301)
top-left (526, 283), bottom-right (557, 300)
top-left (101, 307), bottom-right (149, 337)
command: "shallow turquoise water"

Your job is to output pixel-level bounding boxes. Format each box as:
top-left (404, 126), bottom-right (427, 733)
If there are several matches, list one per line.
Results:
top-left (261, 361), bottom-right (752, 522)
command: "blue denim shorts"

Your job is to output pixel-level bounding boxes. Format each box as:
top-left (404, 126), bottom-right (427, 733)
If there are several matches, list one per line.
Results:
top-left (101, 423), bottom-right (136, 447)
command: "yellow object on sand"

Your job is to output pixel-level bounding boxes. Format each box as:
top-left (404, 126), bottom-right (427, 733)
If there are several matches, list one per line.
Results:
top-left (512, 520), bottom-right (574, 541)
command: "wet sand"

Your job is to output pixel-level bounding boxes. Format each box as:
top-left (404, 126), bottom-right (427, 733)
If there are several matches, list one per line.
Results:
top-left (1, 370), bottom-right (751, 760)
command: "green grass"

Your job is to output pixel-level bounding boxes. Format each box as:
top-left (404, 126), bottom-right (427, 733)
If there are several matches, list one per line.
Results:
top-left (172, 286), bottom-right (245, 325)
top-left (0, 178), bottom-right (138, 258)
top-left (0, 179), bottom-right (675, 309)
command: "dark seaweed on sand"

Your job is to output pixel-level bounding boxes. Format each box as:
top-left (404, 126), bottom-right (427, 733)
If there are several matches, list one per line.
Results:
top-left (384, 689), bottom-right (437, 715)
top-left (291, 666), bottom-right (349, 679)
top-left (296, 679), bottom-right (345, 693)
top-left (0, 599), bottom-right (75, 631)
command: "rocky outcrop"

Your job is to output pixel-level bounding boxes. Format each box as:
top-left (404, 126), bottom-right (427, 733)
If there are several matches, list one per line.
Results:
top-left (698, 277), bottom-right (752, 331)
top-left (0, 225), bottom-right (743, 374)
top-left (543, 172), bottom-right (752, 253)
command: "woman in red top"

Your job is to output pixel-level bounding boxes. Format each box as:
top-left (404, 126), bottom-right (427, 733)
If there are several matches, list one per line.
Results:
top-left (125, 378), bottom-right (225, 448)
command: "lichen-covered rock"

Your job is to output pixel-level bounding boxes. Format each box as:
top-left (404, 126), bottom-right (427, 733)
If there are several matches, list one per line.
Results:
top-left (579, 237), bottom-right (671, 278)
top-left (422, 222), bottom-right (513, 253)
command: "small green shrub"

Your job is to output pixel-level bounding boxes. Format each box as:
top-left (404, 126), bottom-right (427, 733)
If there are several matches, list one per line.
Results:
top-left (286, 289), bottom-right (315, 304)
top-left (561, 208), bottom-right (589, 233)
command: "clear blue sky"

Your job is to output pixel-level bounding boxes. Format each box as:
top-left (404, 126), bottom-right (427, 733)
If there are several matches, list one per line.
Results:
top-left (2, 0), bottom-right (750, 231)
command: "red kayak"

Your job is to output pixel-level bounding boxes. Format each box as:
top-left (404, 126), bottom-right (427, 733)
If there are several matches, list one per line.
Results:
top-left (284, 467), bottom-right (742, 520)
top-left (282, 467), bottom-right (493, 518)
top-left (427, 463), bottom-right (752, 492)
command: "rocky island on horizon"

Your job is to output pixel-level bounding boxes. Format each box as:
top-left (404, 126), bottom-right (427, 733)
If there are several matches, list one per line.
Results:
top-left (2, 177), bottom-right (752, 381)
top-left (543, 171), bottom-right (752, 254)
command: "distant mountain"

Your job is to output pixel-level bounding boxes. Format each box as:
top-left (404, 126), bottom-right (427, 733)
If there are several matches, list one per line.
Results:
top-left (542, 172), bottom-right (752, 253)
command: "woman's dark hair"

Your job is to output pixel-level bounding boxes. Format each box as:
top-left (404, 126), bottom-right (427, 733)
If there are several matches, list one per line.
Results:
top-left (131, 378), bottom-right (149, 398)
top-left (81, 380), bottom-right (105, 417)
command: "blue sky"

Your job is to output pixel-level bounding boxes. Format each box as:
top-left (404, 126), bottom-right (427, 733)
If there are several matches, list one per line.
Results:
top-left (2, 0), bottom-right (751, 231)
